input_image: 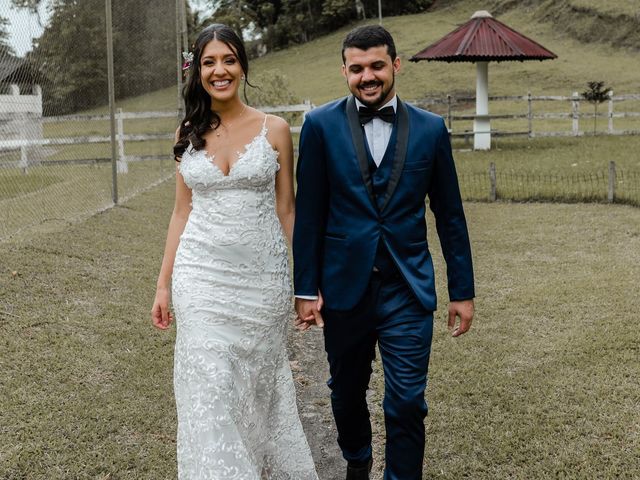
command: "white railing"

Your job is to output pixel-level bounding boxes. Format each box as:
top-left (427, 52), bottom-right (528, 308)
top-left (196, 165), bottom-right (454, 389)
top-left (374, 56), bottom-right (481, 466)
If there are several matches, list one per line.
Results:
top-left (0, 101), bottom-right (315, 172)
top-left (412, 92), bottom-right (640, 139)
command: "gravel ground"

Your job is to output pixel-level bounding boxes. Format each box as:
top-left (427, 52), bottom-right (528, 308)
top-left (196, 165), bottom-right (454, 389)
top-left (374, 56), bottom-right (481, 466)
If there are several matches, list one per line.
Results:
top-left (288, 326), bottom-right (386, 480)
top-left (288, 327), bottom-right (344, 480)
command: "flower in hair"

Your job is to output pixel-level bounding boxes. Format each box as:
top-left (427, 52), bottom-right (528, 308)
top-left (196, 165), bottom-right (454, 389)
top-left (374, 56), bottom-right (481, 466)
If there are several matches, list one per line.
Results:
top-left (182, 51), bottom-right (194, 71)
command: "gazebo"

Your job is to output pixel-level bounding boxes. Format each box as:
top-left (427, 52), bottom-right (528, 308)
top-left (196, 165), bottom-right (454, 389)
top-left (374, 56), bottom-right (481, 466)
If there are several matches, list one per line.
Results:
top-left (410, 11), bottom-right (556, 150)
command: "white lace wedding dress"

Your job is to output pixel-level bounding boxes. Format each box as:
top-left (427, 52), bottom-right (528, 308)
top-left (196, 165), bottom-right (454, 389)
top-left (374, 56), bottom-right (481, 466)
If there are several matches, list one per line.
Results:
top-left (171, 118), bottom-right (318, 480)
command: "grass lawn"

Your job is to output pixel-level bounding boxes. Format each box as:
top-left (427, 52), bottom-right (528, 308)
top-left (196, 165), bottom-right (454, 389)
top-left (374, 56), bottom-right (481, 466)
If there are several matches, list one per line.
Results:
top-left (0, 160), bottom-right (175, 241)
top-left (2, 134), bottom-right (639, 241)
top-left (1, 180), bottom-right (638, 479)
top-left (371, 200), bottom-right (640, 479)
top-left (453, 136), bottom-right (640, 204)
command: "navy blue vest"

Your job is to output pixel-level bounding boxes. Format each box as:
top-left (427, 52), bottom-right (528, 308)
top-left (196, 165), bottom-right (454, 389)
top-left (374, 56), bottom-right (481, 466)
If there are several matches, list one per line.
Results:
top-left (365, 122), bottom-right (400, 277)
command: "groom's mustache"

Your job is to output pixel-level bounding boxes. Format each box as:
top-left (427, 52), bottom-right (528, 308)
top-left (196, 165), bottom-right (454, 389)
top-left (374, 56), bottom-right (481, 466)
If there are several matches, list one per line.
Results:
top-left (358, 81), bottom-right (382, 89)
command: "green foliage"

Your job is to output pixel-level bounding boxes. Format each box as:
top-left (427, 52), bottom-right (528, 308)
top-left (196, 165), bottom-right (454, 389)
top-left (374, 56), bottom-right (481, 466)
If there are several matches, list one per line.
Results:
top-left (581, 80), bottom-right (611, 104)
top-left (18, 0), bottom-right (177, 115)
top-left (10, 0), bottom-right (40, 12)
top-left (0, 15), bottom-right (14, 56)
top-left (247, 69), bottom-right (301, 106)
top-left (321, 0), bottom-right (355, 25)
top-left (203, 0), bottom-right (436, 52)
top-left (29, 0), bottom-right (107, 113)
top-left (581, 81), bottom-right (612, 134)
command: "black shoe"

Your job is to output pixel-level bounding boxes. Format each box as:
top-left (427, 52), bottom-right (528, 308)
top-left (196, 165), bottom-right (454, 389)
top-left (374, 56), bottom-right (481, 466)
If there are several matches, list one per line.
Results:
top-left (346, 457), bottom-right (372, 480)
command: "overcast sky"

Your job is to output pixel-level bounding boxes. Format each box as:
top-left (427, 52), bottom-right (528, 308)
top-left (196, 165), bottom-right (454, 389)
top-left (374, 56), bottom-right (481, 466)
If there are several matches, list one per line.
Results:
top-left (1, 0), bottom-right (49, 57)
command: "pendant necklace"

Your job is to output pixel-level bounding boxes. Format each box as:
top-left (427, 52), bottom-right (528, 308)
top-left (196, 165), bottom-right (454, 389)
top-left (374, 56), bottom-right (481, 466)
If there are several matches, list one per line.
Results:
top-left (215, 104), bottom-right (247, 137)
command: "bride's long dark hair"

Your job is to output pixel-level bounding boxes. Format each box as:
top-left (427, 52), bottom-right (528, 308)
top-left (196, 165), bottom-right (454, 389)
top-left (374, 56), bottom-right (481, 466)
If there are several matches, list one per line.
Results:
top-left (174, 24), bottom-right (251, 161)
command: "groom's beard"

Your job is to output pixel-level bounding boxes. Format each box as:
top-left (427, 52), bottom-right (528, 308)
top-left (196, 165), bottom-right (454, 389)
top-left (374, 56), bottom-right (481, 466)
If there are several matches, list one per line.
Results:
top-left (354, 75), bottom-right (395, 109)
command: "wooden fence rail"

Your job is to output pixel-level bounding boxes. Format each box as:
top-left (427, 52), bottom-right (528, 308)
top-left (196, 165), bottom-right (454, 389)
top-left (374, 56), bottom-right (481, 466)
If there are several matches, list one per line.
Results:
top-left (4, 93), bottom-right (639, 166)
top-left (0, 101), bottom-right (314, 173)
top-left (412, 92), bottom-right (640, 140)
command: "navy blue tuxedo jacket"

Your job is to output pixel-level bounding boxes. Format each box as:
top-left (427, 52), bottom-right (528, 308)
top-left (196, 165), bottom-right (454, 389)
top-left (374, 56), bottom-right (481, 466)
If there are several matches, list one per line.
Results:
top-left (293, 96), bottom-right (474, 311)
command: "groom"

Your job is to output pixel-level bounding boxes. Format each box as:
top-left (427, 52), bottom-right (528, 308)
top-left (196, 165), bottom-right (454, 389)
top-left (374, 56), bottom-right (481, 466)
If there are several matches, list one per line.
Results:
top-left (293, 25), bottom-right (475, 479)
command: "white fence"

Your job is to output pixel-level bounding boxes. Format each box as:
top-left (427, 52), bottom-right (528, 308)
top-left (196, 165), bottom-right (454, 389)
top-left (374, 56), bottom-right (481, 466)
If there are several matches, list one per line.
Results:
top-left (5, 93), bottom-right (640, 170)
top-left (414, 92), bottom-right (640, 140)
top-left (0, 101), bottom-right (315, 173)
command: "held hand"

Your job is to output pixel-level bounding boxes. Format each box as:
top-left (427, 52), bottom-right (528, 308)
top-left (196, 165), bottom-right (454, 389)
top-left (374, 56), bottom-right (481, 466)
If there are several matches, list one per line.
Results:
top-left (316, 290), bottom-right (324, 312)
top-left (294, 294), bottom-right (324, 331)
top-left (448, 299), bottom-right (474, 337)
top-left (151, 287), bottom-right (174, 330)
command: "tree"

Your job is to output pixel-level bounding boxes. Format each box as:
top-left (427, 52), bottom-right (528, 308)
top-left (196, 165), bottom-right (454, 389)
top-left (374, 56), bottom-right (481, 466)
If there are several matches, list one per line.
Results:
top-left (25, 0), bottom-right (109, 113)
top-left (11, 0), bottom-right (45, 28)
top-left (198, 0), bottom-right (437, 53)
top-left (14, 0), bottom-right (178, 114)
top-left (581, 81), bottom-right (611, 135)
top-left (1, 16), bottom-right (15, 57)
top-left (360, 0), bottom-right (434, 16)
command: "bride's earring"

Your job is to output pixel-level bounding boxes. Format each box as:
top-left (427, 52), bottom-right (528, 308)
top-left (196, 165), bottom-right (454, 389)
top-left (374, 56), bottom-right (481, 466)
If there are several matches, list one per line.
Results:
top-left (241, 74), bottom-right (246, 81)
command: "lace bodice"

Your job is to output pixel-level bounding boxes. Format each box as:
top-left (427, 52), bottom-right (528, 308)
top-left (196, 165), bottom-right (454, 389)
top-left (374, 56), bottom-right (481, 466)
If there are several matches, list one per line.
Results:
top-left (179, 124), bottom-right (280, 192)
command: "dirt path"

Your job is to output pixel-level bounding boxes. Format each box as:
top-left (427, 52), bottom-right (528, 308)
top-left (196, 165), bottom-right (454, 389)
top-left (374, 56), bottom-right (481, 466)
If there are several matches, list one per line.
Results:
top-left (287, 327), bottom-right (344, 480)
top-left (288, 326), bottom-right (386, 480)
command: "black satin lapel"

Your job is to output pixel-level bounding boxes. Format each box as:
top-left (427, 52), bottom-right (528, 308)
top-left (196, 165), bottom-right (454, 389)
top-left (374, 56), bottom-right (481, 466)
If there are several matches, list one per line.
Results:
top-left (346, 96), bottom-right (376, 207)
top-left (380, 98), bottom-right (409, 212)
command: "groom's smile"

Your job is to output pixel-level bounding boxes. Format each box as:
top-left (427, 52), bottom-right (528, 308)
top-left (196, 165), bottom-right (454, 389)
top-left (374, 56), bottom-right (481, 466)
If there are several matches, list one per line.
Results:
top-left (342, 45), bottom-right (401, 108)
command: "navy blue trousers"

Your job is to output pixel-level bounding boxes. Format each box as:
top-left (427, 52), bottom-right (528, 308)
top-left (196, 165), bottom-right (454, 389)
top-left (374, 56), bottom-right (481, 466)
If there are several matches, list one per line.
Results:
top-left (323, 270), bottom-right (434, 480)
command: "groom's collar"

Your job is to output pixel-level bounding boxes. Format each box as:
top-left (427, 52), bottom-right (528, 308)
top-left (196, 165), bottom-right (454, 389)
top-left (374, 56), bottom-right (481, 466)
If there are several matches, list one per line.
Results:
top-left (354, 95), bottom-right (397, 113)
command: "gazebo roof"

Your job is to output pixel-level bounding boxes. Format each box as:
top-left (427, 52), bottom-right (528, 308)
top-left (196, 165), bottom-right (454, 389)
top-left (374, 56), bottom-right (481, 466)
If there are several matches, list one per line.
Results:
top-left (409, 11), bottom-right (557, 63)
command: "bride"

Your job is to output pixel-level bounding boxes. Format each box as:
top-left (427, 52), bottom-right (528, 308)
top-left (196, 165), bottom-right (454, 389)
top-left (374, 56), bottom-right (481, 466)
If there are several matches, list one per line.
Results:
top-left (151, 24), bottom-right (319, 480)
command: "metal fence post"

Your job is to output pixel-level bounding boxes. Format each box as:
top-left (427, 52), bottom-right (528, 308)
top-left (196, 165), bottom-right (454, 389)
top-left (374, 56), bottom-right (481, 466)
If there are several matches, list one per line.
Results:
top-left (608, 161), bottom-right (616, 203)
top-left (105, 0), bottom-right (118, 204)
top-left (527, 91), bottom-right (533, 138)
top-left (572, 91), bottom-right (580, 136)
top-left (116, 108), bottom-right (128, 174)
top-left (19, 145), bottom-right (28, 174)
top-left (608, 90), bottom-right (614, 134)
top-left (489, 162), bottom-right (497, 201)
top-left (176, 0), bottom-right (184, 117)
top-left (447, 94), bottom-right (452, 133)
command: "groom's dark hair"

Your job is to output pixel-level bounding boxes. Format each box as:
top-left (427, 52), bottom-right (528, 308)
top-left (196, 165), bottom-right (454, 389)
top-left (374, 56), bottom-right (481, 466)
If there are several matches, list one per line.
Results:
top-left (342, 25), bottom-right (397, 62)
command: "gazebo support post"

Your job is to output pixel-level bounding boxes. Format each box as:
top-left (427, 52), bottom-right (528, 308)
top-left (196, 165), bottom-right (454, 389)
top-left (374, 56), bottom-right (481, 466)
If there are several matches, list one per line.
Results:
top-left (474, 61), bottom-right (491, 150)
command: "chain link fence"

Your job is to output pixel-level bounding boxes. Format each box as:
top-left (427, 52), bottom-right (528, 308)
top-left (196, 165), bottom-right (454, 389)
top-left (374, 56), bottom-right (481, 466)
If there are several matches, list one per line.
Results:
top-left (1, 0), bottom-right (186, 241)
top-left (458, 163), bottom-right (640, 206)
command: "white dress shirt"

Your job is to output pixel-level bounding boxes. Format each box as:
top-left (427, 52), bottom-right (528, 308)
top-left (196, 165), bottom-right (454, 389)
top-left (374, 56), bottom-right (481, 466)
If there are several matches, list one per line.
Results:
top-left (295, 95), bottom-right (398, 301)
top-left (355, 95), bottom-right (397, 167)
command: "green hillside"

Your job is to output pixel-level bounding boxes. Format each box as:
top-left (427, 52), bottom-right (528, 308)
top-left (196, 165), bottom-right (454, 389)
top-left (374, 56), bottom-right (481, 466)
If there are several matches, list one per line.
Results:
top-left (249, 0), bottom-right (640, 105)
top-left (106, 0), bottom-right (639, 111)
top-left (565, 0), bottom-right (639, 16)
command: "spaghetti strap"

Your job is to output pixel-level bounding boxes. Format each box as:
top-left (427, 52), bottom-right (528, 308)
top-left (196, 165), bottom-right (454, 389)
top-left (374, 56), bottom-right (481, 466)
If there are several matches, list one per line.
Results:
top-left (261, 114), bottom-right (269, 134)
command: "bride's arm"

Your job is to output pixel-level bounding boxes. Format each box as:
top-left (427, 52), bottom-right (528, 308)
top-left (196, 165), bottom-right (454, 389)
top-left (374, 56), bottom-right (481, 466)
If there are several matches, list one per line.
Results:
top-left (151, 133), bottom-right (193, 330)
top-left (271, 115), bottom-right (295, 245)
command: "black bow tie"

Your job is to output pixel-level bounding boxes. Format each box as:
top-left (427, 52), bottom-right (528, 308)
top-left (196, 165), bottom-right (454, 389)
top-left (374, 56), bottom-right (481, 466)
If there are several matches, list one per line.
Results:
top-left (358, 105), bottom-right (395, 124)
